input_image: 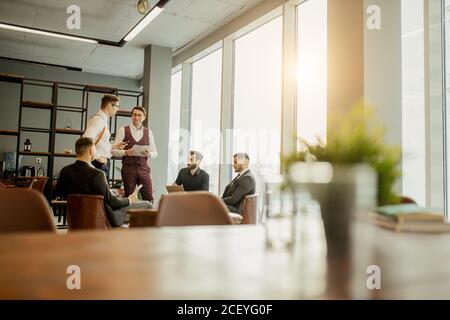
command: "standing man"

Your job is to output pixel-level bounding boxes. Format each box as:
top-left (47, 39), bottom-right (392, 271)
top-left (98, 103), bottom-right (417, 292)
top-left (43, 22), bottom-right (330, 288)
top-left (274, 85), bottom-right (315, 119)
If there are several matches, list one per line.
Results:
top-left (174, 151), bottom-right (209, 191)
top-left (113, 106), bottom-right (157, 202)
top-left (83, 94), bottom-right (126, 181)
top-left (221, 153), bottom-right (255, 214)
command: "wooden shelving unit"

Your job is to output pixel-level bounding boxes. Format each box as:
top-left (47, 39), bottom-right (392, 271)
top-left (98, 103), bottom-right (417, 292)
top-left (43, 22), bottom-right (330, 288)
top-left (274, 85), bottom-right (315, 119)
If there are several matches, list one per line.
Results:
top-left (53, 152), bottom-right (77, 158)
top-left (55, 128), bottom-right (84, 135)
top-left (22, 100), bottom-right (53, 110)
top-left (0, 130), bottom-right (19, 136)
top-left (0, 73), bottom-right (23, 83)
top-left (18, 151), bottom-right (51, 156)
top-left (0, 74), bottom-right (144, 199)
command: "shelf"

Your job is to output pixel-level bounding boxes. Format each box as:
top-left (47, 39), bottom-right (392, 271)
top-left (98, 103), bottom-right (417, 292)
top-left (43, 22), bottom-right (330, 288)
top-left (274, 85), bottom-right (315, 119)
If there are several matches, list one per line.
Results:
top-left (0, 130), bottom-right (19, 136)
top-left (116, 110), bottom-right (131, 117)
top-left (57, 105), bottom-right (87, 113)
top-left (54, 152), bottom-right (76, 158)
top-left (0, 73), bottom-right (23, 84)
top-left (55, 128), bottom-right (84, 135)
top-left (20, 127), bottom-right (51, 133)
top-left (84, 85), bottom-right (117, 94)
top-left (22, 100), bottom-right (53, 110)
top-left (19, 151), bottom-right (50, 156)
top-left (17, 176), bottom-right (48, 179)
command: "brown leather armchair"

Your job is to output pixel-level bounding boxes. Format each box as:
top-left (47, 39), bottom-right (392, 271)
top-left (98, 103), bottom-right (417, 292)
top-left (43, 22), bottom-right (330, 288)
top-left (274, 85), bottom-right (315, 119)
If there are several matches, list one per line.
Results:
top-left (157, 192), bottom-right (233, 227)
top-left (0, 188), bottom-right (56, 233)
top-left (241, 194), bottom-right (258, 224)
top-left (29, 177), bottom-right (48, 193)
top-left (67, 194), bottom-right (111, 230)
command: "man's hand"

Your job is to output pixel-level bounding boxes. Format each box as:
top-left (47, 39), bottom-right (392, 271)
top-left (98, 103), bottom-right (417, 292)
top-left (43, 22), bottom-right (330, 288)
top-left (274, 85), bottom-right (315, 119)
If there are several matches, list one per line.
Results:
top-left (113, 141), bottom-right (127, 150)
top-left (128, 192), bottom-right (138, 203)
top-left (144, 149), bottom-right (150, 157)
top-left (125, 149), bottom-right (135, 156)
top-left (97, 156), bottom-right (107, 164)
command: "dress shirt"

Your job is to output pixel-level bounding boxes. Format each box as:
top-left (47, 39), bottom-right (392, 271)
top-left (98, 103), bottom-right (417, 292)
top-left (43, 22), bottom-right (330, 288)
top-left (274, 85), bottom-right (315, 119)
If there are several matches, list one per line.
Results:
top-left (175, 167), bottom-right (209, 191)
top-left (83, 110), bottom-right (111, 161)
top-left (112, 124), bottom-right (158, 158)
top-left (232, 168), bottom-right (250, 183)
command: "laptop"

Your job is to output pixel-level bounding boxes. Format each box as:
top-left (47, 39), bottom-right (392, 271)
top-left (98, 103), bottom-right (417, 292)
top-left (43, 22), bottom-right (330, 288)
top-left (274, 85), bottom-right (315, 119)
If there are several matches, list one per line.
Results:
top-left (166, 185), bottom-right (185, 193)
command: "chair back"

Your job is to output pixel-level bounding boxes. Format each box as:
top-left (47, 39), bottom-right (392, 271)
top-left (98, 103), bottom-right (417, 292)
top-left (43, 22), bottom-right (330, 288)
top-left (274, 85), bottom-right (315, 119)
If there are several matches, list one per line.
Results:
top-left (67, 194), bottom-right (111, 230)
top-left (241, 194), bottom-right (258, 224)
top-left (0, 189), bottom-right (55, 233)
top-left (157, 192), bottom-right (233, 226)
top-left (29, 177), bottom-right (48, 193)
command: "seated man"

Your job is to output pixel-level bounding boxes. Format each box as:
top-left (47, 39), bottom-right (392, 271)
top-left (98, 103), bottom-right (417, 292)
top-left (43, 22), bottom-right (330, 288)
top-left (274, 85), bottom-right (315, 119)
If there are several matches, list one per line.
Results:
top-left (174, 151), bottom-right (209, 191)
top-left (221, 153), bottom-right (255, 214)
top-left (54, 137), bottom-right (152, 227)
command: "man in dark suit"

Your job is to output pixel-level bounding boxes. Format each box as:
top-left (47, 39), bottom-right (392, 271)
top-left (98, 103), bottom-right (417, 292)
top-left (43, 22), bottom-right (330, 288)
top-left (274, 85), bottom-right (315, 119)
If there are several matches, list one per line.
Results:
top-left (221, 153), bottom-right (255, 214)
top-left (54, 137), bottom-right (151, 227)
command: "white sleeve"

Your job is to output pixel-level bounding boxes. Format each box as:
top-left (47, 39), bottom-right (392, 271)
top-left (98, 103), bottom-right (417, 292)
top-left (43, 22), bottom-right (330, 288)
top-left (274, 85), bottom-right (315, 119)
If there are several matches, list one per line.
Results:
top-left (83, 116), bottom-right (103, 141)
top-left (112, 127), bottom-right (126, 157)
top-left (149, 129), bottom-right (158, 159)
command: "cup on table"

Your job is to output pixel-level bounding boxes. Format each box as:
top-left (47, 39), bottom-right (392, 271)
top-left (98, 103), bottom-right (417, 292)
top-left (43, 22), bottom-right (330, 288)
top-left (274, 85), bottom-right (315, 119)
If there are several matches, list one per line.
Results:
top-left (264, 175), bottom-right (295, 250)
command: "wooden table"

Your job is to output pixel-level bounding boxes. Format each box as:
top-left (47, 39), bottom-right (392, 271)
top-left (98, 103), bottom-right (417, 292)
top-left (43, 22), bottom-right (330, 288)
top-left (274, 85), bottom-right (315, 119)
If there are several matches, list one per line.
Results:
top-left (1, 217), bottom-right (450, 299)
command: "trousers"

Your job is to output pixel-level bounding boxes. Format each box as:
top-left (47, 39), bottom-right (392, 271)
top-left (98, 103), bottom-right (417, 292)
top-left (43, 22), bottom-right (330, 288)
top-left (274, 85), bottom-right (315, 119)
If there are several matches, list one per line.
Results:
top-left (121, 163), bottom-right (154, 202)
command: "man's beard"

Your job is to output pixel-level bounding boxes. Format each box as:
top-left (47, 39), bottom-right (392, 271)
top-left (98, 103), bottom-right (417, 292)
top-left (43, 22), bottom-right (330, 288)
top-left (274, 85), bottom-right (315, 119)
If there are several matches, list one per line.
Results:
top-left (188, 163), bottom-right (197, 170)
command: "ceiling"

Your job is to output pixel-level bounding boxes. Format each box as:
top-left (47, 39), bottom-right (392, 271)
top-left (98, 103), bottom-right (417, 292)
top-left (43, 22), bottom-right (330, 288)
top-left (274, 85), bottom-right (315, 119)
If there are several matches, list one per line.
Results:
top-left (0, 0), bottom-right (265, 79)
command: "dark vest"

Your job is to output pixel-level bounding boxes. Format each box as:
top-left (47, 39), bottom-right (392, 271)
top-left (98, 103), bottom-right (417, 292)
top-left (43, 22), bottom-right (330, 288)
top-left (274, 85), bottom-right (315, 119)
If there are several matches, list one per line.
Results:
top-left (122, 125), bottom-right (149, 166)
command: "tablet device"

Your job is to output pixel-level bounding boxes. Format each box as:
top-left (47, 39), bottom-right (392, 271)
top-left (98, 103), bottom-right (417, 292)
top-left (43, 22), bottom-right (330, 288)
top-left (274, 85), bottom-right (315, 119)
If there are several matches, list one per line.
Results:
top-left (166, 185), bottom-right (185, 193)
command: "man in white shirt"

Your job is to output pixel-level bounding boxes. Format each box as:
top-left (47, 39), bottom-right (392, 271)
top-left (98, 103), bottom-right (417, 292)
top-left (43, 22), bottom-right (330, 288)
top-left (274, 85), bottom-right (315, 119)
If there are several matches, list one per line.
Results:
top-left (83, 94), bottom-right (126, 181)
top-left (112, 106), bottom-right (157, 202)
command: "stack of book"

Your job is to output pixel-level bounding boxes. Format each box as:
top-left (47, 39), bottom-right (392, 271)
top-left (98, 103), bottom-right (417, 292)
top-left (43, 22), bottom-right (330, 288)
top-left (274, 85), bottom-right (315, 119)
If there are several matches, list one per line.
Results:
top-left (366, 204), bottom-right (449, 233)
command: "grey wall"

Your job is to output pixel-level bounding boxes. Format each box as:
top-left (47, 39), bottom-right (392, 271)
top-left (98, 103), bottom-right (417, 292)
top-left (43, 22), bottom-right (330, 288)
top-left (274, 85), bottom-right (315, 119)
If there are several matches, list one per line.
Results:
top-left (0, 60), bottom-right (140, 178)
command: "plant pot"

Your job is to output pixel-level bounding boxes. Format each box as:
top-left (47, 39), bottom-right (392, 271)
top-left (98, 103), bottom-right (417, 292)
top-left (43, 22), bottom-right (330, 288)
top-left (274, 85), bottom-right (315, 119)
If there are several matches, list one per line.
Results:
top-left (288, 163), bottom-right (377, 257)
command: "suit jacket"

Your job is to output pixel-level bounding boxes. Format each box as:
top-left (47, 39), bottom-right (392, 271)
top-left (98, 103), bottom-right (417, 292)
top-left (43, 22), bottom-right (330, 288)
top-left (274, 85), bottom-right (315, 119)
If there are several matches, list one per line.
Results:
top-left (221, 170), bottom-right (255, 214)
top-left (54, 160), bottom-right (129, 227)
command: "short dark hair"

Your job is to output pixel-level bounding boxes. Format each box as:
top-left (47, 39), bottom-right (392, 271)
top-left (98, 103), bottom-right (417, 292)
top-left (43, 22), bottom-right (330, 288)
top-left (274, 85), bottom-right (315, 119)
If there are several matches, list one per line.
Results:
top-left (233, 153), bottom-right (249, 161)
top-left (131, 106), bottom-right (146, 117)
top-left (75, 137), bottom-right (94, 156)
top-left (190, 150), bottom-right (203, 161)
top-left (101, 94), bottom-right (120, 109)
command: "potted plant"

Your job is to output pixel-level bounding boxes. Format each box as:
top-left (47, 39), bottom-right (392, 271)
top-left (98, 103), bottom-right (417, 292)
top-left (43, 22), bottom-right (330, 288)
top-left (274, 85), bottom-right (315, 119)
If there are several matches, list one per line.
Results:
top-left (283, 102), bottom-right (401, 256)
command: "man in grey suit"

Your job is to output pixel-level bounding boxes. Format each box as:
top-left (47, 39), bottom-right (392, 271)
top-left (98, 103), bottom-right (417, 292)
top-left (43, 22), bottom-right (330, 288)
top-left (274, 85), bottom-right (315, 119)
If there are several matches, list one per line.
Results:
top-left (221, 153), bottom-right (255, 214)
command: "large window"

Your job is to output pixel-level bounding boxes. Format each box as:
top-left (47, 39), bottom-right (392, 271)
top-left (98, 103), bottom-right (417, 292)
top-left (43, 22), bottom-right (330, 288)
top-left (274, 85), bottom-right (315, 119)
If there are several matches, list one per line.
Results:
top-left (296, 0), bottom-right (327, 145)
top-left (232, 16), bottom-right (283, 204)
top-left (401, 0), bottom-right (426, 205)
top-left (190, 49), bottom-right (223, 194)
top-left (167, 69), bottom-right (182, 184)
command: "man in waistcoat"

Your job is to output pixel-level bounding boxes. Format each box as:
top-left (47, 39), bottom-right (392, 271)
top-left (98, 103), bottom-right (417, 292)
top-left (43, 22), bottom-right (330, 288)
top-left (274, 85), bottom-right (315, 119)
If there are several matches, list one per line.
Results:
top-left (112, 106), bottom-right (157, 202)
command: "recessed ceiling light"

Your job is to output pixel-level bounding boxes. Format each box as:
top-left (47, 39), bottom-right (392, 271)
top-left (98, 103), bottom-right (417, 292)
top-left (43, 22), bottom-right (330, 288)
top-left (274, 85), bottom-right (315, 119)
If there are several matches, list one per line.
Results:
top-left (0, 23), bottom-right (98, 44)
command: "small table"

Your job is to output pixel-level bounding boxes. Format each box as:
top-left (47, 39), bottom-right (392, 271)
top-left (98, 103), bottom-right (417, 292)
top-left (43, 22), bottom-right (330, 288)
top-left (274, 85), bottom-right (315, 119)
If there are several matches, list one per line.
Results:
top-left (127, 208), bottom-right (159, 228)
